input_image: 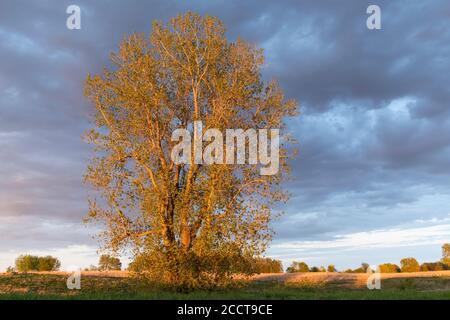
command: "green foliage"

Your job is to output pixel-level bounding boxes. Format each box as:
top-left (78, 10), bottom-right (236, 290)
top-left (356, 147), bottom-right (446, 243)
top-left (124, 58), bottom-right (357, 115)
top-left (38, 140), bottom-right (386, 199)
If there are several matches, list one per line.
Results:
top-left (15, 255), bottom-right (60, 272)
top-left (129, 245), bottom-right (254, 290)
top-left (15, 255), bottom-right (39, 272)
top-left (400, 258), bottom-right (420, 272)
top-left (38, 256), bottom-right (61, 272)
top-left (378, 263), bottom-right (400, 273)
top-left (286, 261), bottom-right (309, 273)
top-left (98, 255), bottom-right (122, 271)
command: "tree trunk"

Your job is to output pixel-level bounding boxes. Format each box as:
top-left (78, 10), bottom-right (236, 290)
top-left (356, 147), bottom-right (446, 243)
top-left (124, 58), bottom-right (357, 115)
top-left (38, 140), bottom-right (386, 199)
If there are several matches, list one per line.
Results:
top-left (181, 223), bottom-right (191, 250)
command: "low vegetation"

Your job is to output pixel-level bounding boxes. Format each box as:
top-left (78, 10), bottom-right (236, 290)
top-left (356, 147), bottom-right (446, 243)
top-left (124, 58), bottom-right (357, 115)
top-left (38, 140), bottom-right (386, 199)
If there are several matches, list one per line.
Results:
top-left (1, 272), bottom-right (450, 300)
top-left (12, 255), bottom-right (61, 272)
top-left (3, 243), bottom-right (449, 299)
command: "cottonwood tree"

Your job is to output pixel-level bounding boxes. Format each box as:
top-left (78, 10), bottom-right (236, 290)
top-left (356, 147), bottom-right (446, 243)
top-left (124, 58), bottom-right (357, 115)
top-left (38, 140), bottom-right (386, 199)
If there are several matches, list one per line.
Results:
top-left (84, 12), bottom-right (297, 288)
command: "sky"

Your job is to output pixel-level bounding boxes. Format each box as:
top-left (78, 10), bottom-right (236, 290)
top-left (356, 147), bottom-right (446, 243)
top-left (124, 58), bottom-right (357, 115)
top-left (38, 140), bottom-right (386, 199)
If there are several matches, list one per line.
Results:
top-left (1, 0), bottom-right (450, 271)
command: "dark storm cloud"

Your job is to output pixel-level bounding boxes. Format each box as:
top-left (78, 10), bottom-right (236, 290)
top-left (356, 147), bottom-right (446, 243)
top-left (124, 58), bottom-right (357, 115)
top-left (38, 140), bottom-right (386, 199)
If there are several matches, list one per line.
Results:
top-left (1, 0), bottom-right (450, 267)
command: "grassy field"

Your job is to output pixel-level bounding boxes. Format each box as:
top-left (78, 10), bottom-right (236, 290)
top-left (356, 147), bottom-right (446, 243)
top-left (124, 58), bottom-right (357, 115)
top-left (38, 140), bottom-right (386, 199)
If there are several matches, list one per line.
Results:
top-left (1, 271), bottom-right (450, 300)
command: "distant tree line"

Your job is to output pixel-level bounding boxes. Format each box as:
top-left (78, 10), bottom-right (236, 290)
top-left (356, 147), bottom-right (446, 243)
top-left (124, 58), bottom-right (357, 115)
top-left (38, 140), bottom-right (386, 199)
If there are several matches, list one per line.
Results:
top-left (287, 243), bottom-right (450, 274)
top-left (250, 257), bottom-right (283, 273)
top-left (286, 261), bottom-right (336, 273)
top-left (7, 254), bottom-right (122, 273)
top-left (7, 243), bottom-right (450, 275)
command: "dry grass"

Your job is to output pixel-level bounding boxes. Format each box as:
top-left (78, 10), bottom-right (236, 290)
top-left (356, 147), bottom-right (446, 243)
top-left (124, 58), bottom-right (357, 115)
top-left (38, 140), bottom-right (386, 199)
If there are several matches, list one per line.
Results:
top-left (1, 270), bottom-right (450, 299)
top-left (2, 271), bottom-right (131, 278)
top-left (250, 271), bottom-right (450, 288)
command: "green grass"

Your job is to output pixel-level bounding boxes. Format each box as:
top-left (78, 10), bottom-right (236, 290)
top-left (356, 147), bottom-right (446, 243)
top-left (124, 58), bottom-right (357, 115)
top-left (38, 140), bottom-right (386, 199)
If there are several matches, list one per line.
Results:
top-left (1, 274), bottom-right (450, 300)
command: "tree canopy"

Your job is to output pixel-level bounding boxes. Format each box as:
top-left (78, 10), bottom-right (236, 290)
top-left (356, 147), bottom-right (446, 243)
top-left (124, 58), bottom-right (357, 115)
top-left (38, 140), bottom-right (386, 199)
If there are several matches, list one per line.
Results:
top-left (400, 258), bottom-right (420, 273)
top-left (98, 254), bottom-right (122, 271)
top-left (15, 255), bottom-right (61, 272)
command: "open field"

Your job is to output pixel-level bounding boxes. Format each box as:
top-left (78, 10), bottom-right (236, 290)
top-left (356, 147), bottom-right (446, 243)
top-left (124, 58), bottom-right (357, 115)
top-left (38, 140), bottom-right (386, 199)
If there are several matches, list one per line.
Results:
top-left (1, 271), bottom-right (450, 299)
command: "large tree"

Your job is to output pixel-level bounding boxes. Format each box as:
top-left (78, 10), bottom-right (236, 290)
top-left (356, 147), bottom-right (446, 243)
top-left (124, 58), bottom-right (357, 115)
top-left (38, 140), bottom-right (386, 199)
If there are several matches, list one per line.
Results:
top-left (84, 12), bottom-right (297, 288)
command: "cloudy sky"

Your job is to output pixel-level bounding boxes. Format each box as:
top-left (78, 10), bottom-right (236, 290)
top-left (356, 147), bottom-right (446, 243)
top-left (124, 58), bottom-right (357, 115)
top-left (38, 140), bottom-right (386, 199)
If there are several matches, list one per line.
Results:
top-left (1, 0), bottom-right (450, 271)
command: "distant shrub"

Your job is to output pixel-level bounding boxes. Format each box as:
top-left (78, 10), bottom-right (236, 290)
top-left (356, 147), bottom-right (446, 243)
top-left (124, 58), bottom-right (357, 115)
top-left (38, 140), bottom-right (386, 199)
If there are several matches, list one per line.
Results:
top-left (398, 278), bottom-right (416, 290)
top-left (400, 258), bottom-right (420, 273)
top-left (361, 263), bottom-right (370, 272)
top-left (15, 255), bottom-right (60, 272)
top-left (98, 254), bottom-right (122, 271)
top-left (15, 255), bottom-right (39, 272)
top-left (286, 261), bottom-right (309, 273)
top-left (344, 269), bottom-right (353, 273)
top-left (84, 265), bottom-right (99, 271)
top-left (6, 266), bottom-right (16, 273)
top-left (327, 265), bottom-right (337, 272)
top-left (378, 263), bottom-right (400, 273)
top-left (310, 266), bottom-right (320, 272)
top-left (38, 256), bottom-right (61, 271)
top-left (420, 262), bottom-right (446, 272)
top-left (351, 263), bottom-right (370, 273)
